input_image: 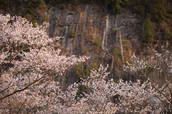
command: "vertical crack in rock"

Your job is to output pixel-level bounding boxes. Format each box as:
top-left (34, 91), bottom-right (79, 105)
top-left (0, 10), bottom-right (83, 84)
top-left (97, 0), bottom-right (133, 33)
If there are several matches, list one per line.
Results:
top-left (63, 26), bottom-right (68, 48)
top-left (102, 14), bottom-right (109, 51)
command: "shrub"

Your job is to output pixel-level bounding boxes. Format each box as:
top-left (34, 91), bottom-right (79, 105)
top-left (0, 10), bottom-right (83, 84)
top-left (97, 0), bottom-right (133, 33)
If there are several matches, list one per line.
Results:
top-left (95, 40), bottom-right (102, 50)
top-left (113, 48), bottom-right (122, 58)
top-left (42, 15), bottom-right (48, 22)
top-left (92, 62), bottom-right (98, 70)
top-left (69, 28), bottom-right (76, 38)
top-left (164, 28), bottom-right (172, 40)
top-left (24, 13), bottom-right (32, 21)
top-left (32, 18), bottom-right (37, 27)
top-left (84, 67), bottom-right (90, 77)
top-left (38, 0), bottom-right (45, 10)
top-left (143, 16), bottom-right (155, 45)
top-left (75, 63), bottom-right (83, 78)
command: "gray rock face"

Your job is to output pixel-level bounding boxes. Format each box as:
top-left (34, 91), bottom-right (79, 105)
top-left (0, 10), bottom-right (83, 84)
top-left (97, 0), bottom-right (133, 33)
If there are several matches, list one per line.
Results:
top-left (48, 5), bottom-right (142, 89)
top-left (48, 5), bottom-right (141, 55)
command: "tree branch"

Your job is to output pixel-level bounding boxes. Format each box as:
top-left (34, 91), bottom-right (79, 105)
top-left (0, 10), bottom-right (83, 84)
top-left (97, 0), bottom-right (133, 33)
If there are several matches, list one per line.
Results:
top-left (0, 74), bottom-right (46, 102)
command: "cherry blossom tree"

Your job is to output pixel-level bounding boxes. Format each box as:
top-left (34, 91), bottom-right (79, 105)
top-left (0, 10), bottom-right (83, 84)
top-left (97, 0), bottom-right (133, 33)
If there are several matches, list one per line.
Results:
top-left (76, 65), bottom-right (171, 113)
top-left (52, 64), bottom-right (171, 113)
top-left (0, 14), bottom-right (171, 114)
top-left (123, 48), bottom-right (172, 113)
top-left (0, 14), bottom-right (88, 113)
top-left (51, 50), bottom-right (172, 113)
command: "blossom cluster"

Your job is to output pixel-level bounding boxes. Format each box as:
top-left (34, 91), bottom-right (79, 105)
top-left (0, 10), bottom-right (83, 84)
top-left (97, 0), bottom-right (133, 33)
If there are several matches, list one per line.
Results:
top-left (123, 52), bottom-right (149, 72)
top-left (39, 65), bottom-right (170, 113)
top-left (0, 14), bottom-right (171, 114)
top-left (123, 49), bottom-right (172, 113)
top-left (0, 14), bottom-right (88, 113)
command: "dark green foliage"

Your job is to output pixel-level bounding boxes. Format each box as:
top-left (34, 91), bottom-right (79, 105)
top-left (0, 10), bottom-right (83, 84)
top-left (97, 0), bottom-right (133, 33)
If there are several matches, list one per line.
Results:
top-left (143, 16), bottom-right (155, 45)
top-left (77, 85), bottom-right (92, 97)
top-left (16, 6), bottom-right (22, 16)
top-left (130, 0), bottom-right (148, 17)
top-left (143, 66), bottom-right (154, 76)
top-left (0, 0), bottom-right (171, 19)
top-left (44, 0), bottom-right (69, 5)
top-left (92, 62), bottom-right (98, 70)
top-left (113, 79), bottom-right (118, 83)
top-left (164, 28), bottom-right (172, 40)
top-left (75, 63), bottom-right (90, 81)
top-left (24, 13), bottom-right (32, 21)
top-left (94, 56), bottom-right (98, 61)
top-left (24, 0), bottom-right (38, 23)
top-left (69, 29), bottom-right (76, 38)
top-left (151, 0), bottom-right (170, 22)
top-left (71, 0), bottom-right (79, 9)
top-left (42, 15), bottom-right (48, 22)
top-left (0, 0), bottom-right (9, 8)
top-left (42, 0), bottom-right (129, 14)
top-left (107, 0), bottom-right (129, 14)
top-left (32, 19), bottom-right (37, 27)
top-left (113, 48), bottom-right (122, 58)
top-left (130, 0), bottom-right (171, 22)
top-left (95, 40), bottom-right (102, 50)
top-left (26, 0), bottom-right (35, 14)
top-left (38, 0), bottom-right (46, 9)
top-left (84, 68), bottom-right (90, 77)
top-left (138, 66), bottom-right (154, 81)
top-left (75, 63), bottom-right (83, 78)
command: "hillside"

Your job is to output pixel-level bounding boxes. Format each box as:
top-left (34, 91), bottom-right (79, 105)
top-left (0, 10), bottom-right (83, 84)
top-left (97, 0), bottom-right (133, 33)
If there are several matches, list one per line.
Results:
top-left (0, 0), bottom-right (172, 113)
top-left (0, 0), bottom-right (172, 87)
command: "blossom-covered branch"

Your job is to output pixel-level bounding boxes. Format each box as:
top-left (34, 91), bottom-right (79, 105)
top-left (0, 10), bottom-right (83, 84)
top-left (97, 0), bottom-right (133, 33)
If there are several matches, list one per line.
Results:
top-left (0, 14), bottom-right (88, 113)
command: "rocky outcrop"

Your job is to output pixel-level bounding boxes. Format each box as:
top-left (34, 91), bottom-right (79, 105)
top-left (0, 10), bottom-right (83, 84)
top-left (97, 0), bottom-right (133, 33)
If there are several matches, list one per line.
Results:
top-left (48, 5), bottom-right (142, 89)
top-left (48, 5), bottom-right (141, 54)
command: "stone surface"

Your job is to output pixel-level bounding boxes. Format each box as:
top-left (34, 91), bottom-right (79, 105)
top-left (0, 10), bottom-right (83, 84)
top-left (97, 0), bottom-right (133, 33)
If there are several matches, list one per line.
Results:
top-left (48, 5), bottom-right (143, 89)
top-left (48, 5), bottom-right (141, 55)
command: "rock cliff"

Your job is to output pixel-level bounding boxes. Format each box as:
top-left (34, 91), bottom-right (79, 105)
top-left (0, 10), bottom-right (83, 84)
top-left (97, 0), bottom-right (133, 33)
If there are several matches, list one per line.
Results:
top-left (47, 5), bottom-right (142, 89)
top-left (48, 5), bottom-right (141, 55)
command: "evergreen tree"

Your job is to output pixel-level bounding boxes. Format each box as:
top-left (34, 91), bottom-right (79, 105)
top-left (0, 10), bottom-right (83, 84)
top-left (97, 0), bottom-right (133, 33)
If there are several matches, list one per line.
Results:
top-left (143, 16), bottom-right (155, 45)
